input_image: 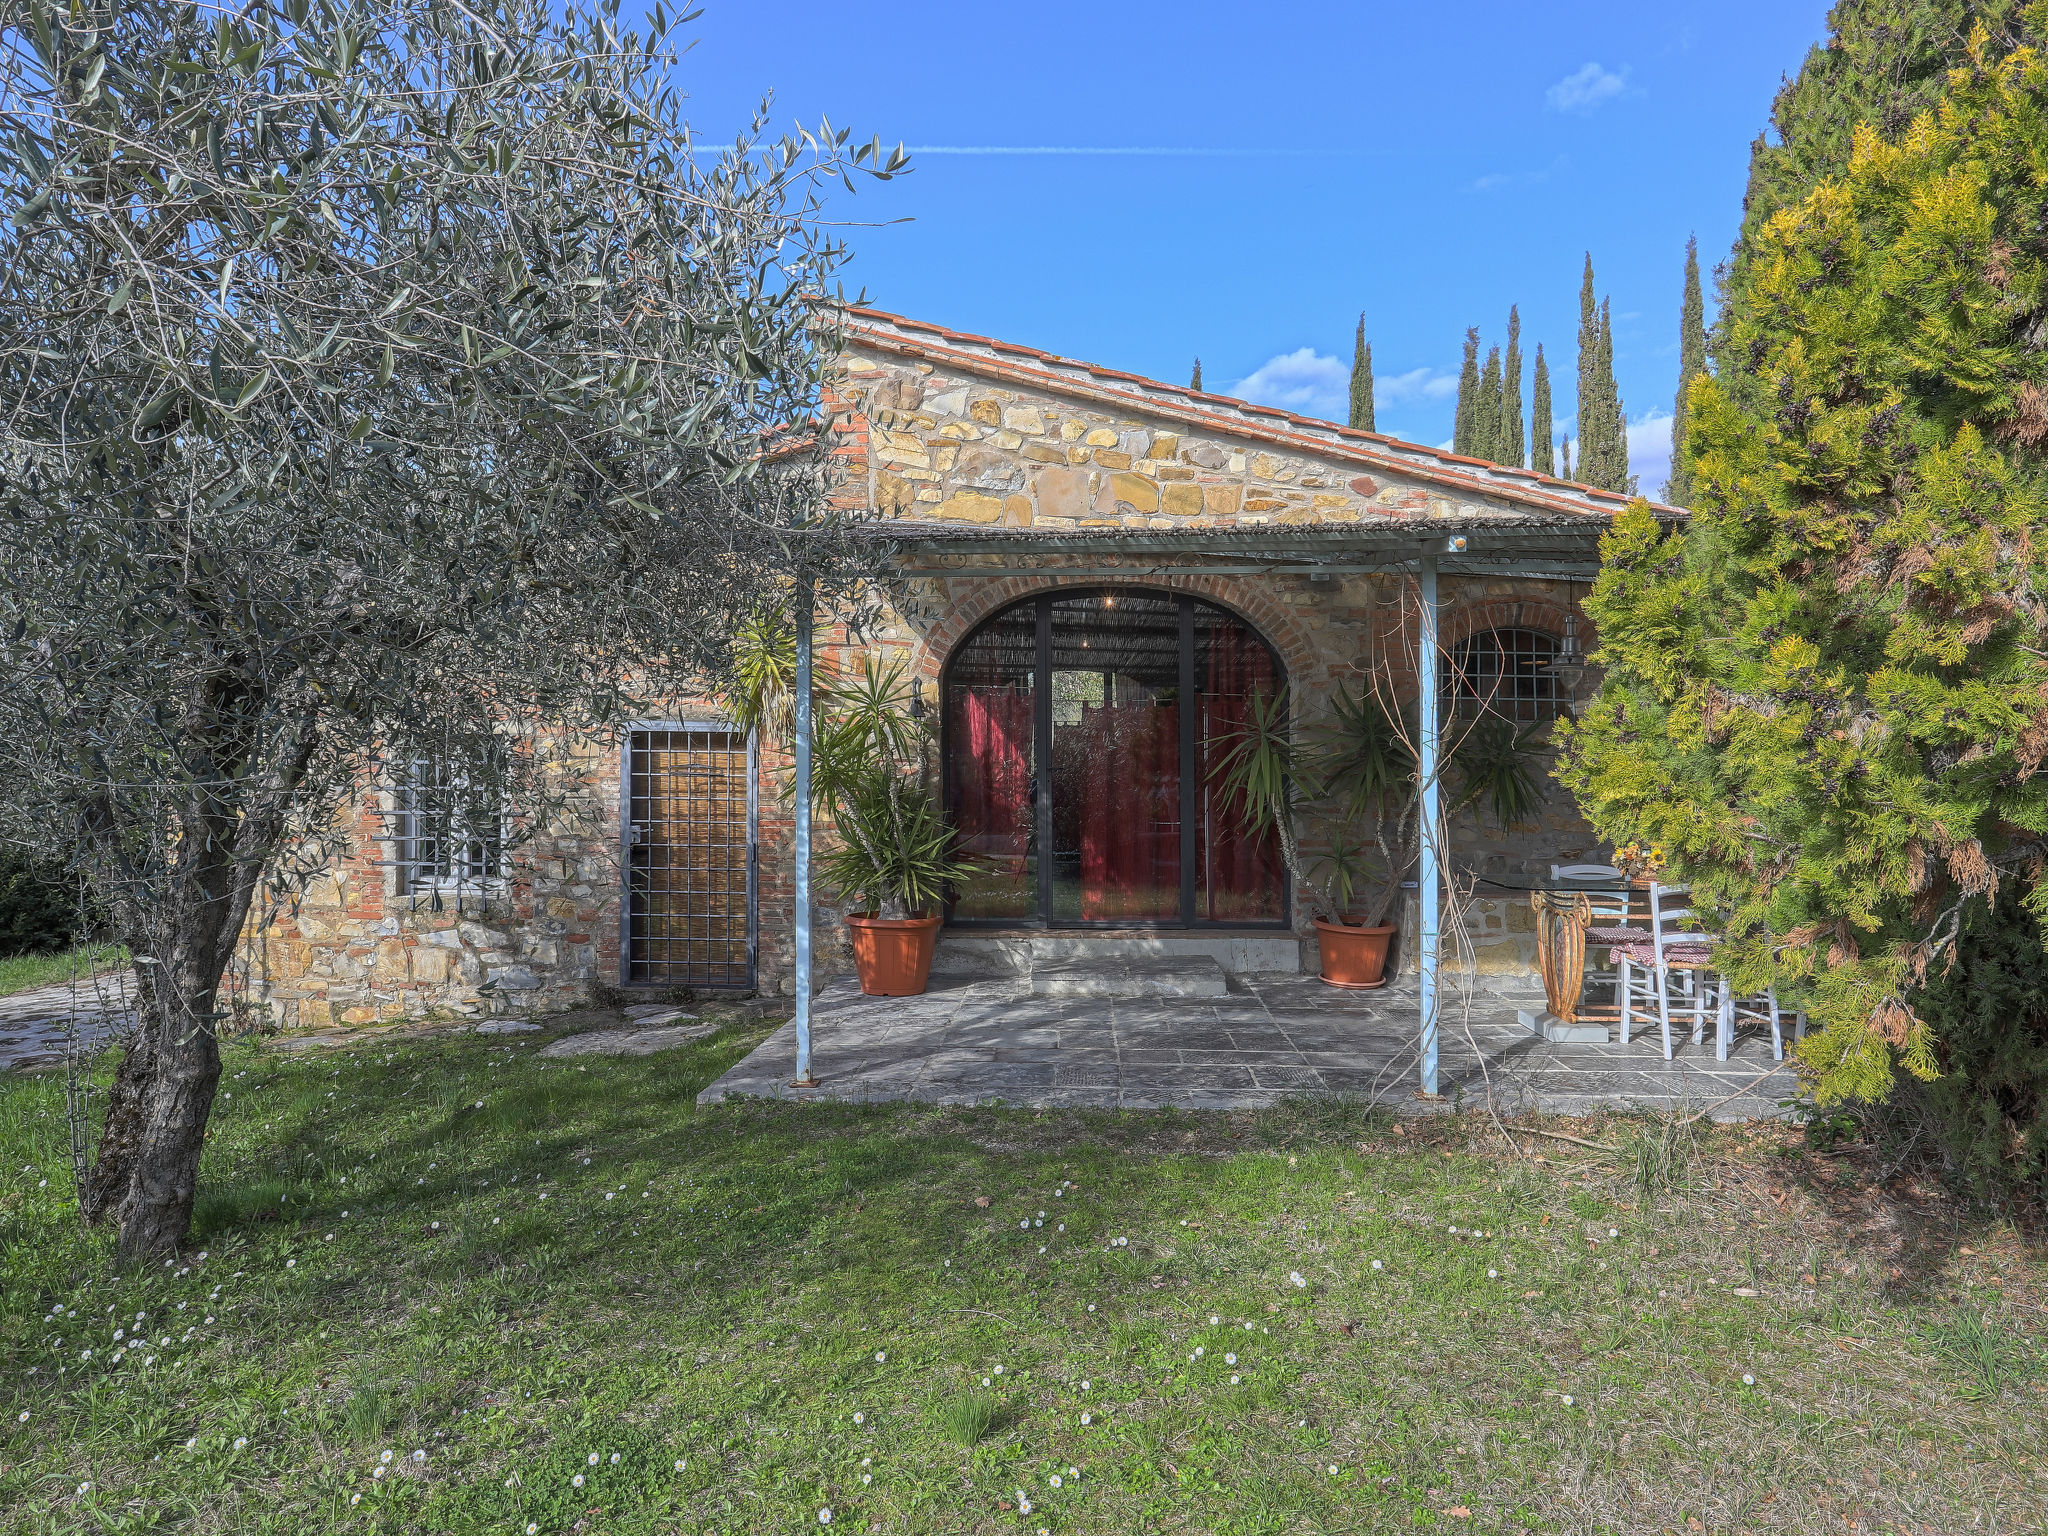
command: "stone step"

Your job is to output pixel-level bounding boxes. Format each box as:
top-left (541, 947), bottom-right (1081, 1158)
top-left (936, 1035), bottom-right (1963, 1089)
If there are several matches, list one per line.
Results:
top-left (933, 931), bottom-right (1302, 978)
top-left (1030, 956), bottom-right (1229, 1000)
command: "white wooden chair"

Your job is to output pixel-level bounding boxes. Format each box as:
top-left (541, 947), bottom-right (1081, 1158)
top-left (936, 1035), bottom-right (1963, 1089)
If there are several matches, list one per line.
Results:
top-left (1712, 977), bottom-right (1808, 1062)
top-left (1606, 884), bottom-right (1718, 1059)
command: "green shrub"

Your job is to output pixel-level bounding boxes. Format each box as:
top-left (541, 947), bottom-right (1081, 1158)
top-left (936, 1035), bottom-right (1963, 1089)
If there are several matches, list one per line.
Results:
top-left (1898, 890), bottom-right (2048, 1199)
top-left (0, 850), bottom-right (80, 956)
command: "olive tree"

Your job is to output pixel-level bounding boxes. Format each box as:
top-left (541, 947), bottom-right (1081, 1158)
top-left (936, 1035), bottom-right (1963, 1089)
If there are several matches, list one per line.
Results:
top-left (0, 0), bottom-right (900, 1255)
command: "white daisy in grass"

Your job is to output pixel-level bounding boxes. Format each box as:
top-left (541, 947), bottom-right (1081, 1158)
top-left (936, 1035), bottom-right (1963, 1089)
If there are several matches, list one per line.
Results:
top-left (1742, 1373), bottom-right (1756, 1386)
top-left (1067, 1466), bottom-right (1078, 1479)
top-left (674, 1459), bottom-right (686, 1472)
top-left (1048, 1474), bottom-right (1062, 1488)
top-left (380, 1451), bottom-right (393, 1464)
top-left (1230, 1375), bottom-right (1240, 1384)
top-left (1079, 1413), bottom-right (1091, 1426)
top-left (527, 1525), bottom-right (539, 1535)
top-left (818, 1509), bottom-right (832, 1525)
top-left (184, 1438), bottom-right (196, 1451)
top-left (413, 1450), bottom-right (427, 1463)
top-left (233, 1437), bottom-right (248, 1451)
top-left (874, 1351), bottom-right (886, 1363)
top-left (1289, 1272), bottom-right (1306, 1288)
top-left (572, 1473), bottom-right (584, 1488)
top-left (1488, 1269), bottom-right (1498, 1279)
top-left (1371, 1260), bottom-right (1383, 1271)
top-left (76, 1483), bottom-right (90, 1495)
top-left (852, 1412), bottom-right (864, 1425)
top-left (1561, 1395), bottom-right (1575, 1407)
top-left (16, 1412), bottom-right (26, 1424)
top-left (587, 1453), bottom-right (600, 1466)
top-left (350, 1493), bottom-right (362, 1507)
top-left (860, 1473), bottom-right (871, 1485)
top-left (992, 1364), bottom-right (1003, 1375)
top-left (372, 1467), bottom-right (386, 1480)
top-left (1225, 1353), bottom-right (1236, 1365)
top-left (608, 1453), bottom-right (620, 1465)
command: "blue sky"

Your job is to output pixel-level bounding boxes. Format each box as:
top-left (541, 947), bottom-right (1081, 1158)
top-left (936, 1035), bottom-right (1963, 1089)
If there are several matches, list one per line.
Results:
top-left (680, 0), bottom-right (1833, 497)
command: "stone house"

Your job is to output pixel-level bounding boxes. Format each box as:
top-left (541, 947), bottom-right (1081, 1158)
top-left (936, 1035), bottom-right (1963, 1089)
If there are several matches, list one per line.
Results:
top-left (243, 308), bottom-right (1669, 1028)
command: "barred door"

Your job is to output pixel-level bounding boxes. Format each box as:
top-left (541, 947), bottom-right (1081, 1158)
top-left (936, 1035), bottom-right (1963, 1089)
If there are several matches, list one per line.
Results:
top-left (624, 726), bottom-right (757, 988)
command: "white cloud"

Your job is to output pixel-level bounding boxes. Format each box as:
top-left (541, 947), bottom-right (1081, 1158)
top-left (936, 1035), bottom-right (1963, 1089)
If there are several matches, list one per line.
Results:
top-left (1470, 155), bottom-right (1570, 194)
top-left (1377, 366), bottom-right (1460, 406)
top-left (1546, 62), bottom-right (1630, 113)
top-left (1627, 410), bottom-right (1674, 498)
top-left (1231, 347), bottom-right (1348, 422)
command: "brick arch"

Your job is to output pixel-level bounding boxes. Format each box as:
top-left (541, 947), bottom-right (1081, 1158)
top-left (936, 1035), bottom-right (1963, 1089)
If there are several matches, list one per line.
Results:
top-left (908, 571), bottom-right (1319, 686)
top-left (1441, 593), bottom-right (1577, 648)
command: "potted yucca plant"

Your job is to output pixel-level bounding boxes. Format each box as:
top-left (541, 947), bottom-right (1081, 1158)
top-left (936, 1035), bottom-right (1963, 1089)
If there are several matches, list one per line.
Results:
top-left (808, 656), bottom-right (977, 995)
top-left (1209, 682), bottom-right (1545, 989)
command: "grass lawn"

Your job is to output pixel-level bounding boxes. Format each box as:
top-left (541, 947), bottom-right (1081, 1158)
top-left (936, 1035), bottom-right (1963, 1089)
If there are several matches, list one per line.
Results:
top-left (0, 946), bottom-right (127, 1000)
top-left (2, 1007), bottom-right (2043, 1535)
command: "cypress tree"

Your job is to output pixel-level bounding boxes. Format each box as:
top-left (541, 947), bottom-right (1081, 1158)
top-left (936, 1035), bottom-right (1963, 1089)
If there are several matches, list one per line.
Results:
top-left (1190, 357), bottom-right (1203, 392)
top-left (1501, 306), bottom-right (1526, 469)
top-left (1475, 345), bottom-right (1504, 463)
top-left (1348, 313), bottom-right (1375, 431)
top-left (1574, 260), bottom-right (1633, 494)
top-left (1598, 297), bottom-right (1632, 493)
top-left (1559, 432), bottom-right (1573, 483)
top-left (1575, 254), bottom-right (1601, 474)
top-left (1453, 327), bottom-right (1480, 455)
top-left (1667, 235), bottom-right (1707, 504)
top-left (1530, 343), bottom-right (1555, 476)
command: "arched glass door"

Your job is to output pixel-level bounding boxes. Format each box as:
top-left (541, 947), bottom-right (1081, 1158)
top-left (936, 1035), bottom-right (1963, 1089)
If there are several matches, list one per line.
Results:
top-left (943, 588), bottom-right (1287, 928)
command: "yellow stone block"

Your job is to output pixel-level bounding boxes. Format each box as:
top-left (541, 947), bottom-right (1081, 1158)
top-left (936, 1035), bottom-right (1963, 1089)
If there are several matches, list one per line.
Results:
top-left (1084, 427), bottom-right (1120, 447)
top-left (1003, 496), bottom-right (1034, 527)
top-left (1061, 420), bottom-right (1086, 441)
top-left (1002, 405), bottom-right (1046, 434)
top-left (1151, 434), bottom-right (1180, 460)
top-left (969, 398), bottom-right (1002, 426)
top-left (1204, 484), bottom-right (1242, 516)
top-left (1250, 453), bottom-right (1280, 478)
top-left (936, 492), bottom-right (1005, 523)
top-left (1161, 483), bottom-right (1204, 518)
top-left (1109, 473), bottom-right (1160, 514)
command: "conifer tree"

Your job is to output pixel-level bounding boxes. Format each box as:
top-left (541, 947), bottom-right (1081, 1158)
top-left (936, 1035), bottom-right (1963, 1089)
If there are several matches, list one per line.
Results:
top-left (1573, 257), bottom-right (1632, 494)
top-left (1575, 254), bottom-right (1601, 472)
top-left (1530, 343), bottom-right (1555, 476)
top-left (1348, 313), bottom-right (1375, 431)
top-left (1190, 357), bottom-right (1203, 392)
top-left (1475, 345), bottom-right (1504, 463)
top-left (1559, 433), bottom-right (1573, 482)
top-left (1560, 18), bottom-right (2048, 1180)
top-left (1453, 327), bottom-right (1480, 455)
top-left (1665, 236), bottom-right (1707, 504)
top-left (1501, 306), bottom-right (1526, 469)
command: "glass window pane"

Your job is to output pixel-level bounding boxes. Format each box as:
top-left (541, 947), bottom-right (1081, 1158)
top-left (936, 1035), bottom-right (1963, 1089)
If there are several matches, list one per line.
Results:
top-left (1048, 592), bottom-right (1182, 922)
top-left (1194, 607), bottom-right (1286, 922)
top-left (945, 604), bottom-right (1037, 919)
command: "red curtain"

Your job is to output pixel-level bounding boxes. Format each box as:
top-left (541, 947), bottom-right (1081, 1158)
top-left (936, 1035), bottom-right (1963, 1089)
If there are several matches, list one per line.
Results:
top-left (1199, 626), bottom-right (1286, 920)
top-left (954, 686), bottom-right (1032, 864)
top-left (1077, 700), bottom-right (1181, 919)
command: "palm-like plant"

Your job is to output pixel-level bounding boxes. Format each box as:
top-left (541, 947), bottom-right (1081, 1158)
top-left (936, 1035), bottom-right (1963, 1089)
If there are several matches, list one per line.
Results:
top-left (1209, 679), bottom-right (1548, 928)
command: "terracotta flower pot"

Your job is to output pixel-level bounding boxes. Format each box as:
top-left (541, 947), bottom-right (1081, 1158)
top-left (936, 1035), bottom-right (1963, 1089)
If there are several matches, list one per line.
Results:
top-left (1314, 918), bottom-right (1396, 990)
top-left (845, 913), bottom-right (943, 996)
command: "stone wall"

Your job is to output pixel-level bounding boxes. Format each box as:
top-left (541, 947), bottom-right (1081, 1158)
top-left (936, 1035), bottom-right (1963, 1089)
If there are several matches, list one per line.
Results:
top-left (238, 319), bottom-right (1621, 1022)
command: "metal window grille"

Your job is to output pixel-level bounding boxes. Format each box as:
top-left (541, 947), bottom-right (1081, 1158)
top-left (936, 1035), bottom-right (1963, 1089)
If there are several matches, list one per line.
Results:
top-left (624, 726), bottom-right (756, 987)
top-left (397, 765), bottom-right (504, 894)
top-left (1447, 627), bottom-right (1560, 723)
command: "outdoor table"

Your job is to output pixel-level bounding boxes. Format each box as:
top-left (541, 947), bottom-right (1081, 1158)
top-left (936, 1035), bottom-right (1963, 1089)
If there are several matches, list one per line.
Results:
top-left (1483, 873), bottom-right (1631, 1027)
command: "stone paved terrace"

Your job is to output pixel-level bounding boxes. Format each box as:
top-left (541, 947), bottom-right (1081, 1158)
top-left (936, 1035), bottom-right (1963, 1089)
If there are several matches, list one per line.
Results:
top-left (699, 974), bottom-right (1801, 1122)
top-left (0, 975), bottom-right (134, 1071)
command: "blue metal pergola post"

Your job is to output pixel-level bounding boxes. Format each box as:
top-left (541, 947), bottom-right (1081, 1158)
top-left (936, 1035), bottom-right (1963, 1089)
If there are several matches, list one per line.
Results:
top-left (1417, 550), bottom-right (1442, 1097)
top-left (791, 577), bottom-right (817, 1087)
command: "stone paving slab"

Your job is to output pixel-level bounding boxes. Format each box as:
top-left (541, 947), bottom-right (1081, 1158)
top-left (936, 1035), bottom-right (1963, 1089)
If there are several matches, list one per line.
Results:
top-left (697, 973), bottom-right (1799, 1121)
top-left (0, 975), bottom-right (135, 1070)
